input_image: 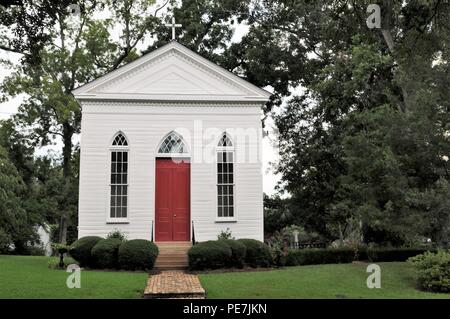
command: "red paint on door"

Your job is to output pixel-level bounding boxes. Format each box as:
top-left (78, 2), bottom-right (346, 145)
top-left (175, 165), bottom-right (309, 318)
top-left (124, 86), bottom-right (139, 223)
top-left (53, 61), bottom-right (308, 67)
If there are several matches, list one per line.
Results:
top-left (155, 159), bottom-right (190, 241)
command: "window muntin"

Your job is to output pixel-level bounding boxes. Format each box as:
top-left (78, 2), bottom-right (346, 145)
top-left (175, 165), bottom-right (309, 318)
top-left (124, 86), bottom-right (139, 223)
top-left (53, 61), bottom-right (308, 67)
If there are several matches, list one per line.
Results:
top-left (158, 132), bottom-right (187, 154)
top-left (110, 151), bottom-right (128, 218)
top-left (112, 133), bottom-right (128, 146)
top-left (217, 134), bottom-right (234, 218)
top-left (218, 133), bottom-right (233, 147)
top-left (110, 133), bottom-right (128, 219)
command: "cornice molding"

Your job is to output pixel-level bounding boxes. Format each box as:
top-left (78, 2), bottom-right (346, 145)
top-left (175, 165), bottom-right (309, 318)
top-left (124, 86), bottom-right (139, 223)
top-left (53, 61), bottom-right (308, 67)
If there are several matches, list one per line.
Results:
top-left (81, 100), bottom-right (263, 108)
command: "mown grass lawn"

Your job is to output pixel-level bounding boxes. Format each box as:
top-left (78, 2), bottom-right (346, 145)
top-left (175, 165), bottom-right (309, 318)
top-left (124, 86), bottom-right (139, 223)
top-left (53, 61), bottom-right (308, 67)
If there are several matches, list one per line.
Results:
top-left (2, 256), bottom-right (449, 299)
top-left (199, 262), bottom-right (450, 299)
top-left (0, 255), bottom-right (147, 298)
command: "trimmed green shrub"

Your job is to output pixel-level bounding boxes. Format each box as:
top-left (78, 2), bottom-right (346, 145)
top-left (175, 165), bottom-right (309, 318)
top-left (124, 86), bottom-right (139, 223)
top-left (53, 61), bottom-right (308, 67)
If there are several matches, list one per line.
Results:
top-left (220, 239), bottom-right (246, 268)
top-left (408, 250), bottom-right (450, 293)
top-left (69, 236), bottom-right (102, 267)
top-left (91, 238), bottom-right (123, 269)
top-left (237, 239), bottom-right (272, 268)
top-left (188, 240), bottom-right (232, 270)
top-left (118, 239), bottom-right (158, 270)
top-left (367, 248), bottom-right (433, 262)
top-left (285, 248), bottom-right (355, 266)
top-left (284, 247), bottom-right (435, 267)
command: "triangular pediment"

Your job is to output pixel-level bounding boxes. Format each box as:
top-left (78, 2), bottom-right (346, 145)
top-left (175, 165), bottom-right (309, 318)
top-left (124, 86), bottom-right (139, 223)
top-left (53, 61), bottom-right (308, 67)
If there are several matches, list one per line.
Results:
top-left (72, 41), bottom-right (271, 103)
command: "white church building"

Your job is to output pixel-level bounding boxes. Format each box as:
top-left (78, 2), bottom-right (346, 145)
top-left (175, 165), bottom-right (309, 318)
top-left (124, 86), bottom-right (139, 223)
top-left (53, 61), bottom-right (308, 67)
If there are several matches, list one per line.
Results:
top-left (73, 40), bottom-right (270, 243)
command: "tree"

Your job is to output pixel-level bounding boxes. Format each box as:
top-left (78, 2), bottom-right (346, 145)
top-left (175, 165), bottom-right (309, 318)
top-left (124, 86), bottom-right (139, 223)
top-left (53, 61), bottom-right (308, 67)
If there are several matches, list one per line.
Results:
top-left (144, 0), bottom-right (251, 65)
top-left (409, 178), bottom-right (450, 247)
top-left (1, 0), bottom-right (253, 243)
top-left (0, 119), bottom-right (34, 184)
top-left (0, 144), bottom-right (39, 252)
top-left (0, 0), bottom-right (72, 65)
top-left (31, 151), bottom-right (80, 245)
top-left (1, 0), bottom-right (159, 243)
top-left (263, 194), bottom-right (295, 236)
top-left (0, 119), bottom-right (81, 249)
top-left (239, 1), bottom-right (450, 245)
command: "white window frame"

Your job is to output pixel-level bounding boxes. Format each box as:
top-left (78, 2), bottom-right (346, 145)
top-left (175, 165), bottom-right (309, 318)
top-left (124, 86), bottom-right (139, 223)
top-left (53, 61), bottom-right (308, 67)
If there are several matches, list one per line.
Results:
top-left (107, 132), bottom-right (130, 224)
top-left (215, 133), bottom-right (237, 223)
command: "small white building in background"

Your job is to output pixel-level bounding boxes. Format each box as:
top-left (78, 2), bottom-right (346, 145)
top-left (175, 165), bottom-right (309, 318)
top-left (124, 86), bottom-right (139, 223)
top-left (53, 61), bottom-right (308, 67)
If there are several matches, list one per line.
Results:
top-left (36, 224), bottom-right (52, 256)
top-left (72, 41), bottom-right (270, 243)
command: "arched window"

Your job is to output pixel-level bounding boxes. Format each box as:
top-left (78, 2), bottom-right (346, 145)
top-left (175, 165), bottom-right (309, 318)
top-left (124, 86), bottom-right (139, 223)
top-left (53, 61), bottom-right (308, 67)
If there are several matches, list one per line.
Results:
top-left (217, 132), bottom-right (234, 218)
top-left (110, 132), bottom-right (129, 219)
top-left (112, 133), bottom-right (128, 146)
top-left (158, 131), bottom-right (187, 154)
top-left (218, 133), bottom-right (233, 147)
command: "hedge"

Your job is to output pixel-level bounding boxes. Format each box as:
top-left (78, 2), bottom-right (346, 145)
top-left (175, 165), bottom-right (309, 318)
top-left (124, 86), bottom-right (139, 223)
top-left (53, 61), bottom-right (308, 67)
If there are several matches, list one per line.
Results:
top-left (237, 239), bottom-right (272, 268)
top-left (69, 236), bottom-right (103, 267)
top-left (285, 247), bottom-right (435, 266)
top-left (219, 239), bottom-right (247, 268)
top-left (91, 238), bottom-right (122, 269)
top-left (285, 248), bottom-right (355, 266)
top-left (188, 240), bottom-right (232, 270)
top-left (118, 239), bottom-right (159, 270)
top-left (367, 248), bottom-right (434, 262)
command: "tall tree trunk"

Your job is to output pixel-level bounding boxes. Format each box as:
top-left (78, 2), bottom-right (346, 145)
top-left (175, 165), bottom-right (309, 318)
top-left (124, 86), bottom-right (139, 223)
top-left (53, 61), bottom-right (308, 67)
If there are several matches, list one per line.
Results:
top-left (58, 121), bottom-right (73, 244)
top-left (380, 0), bottom-right (409, 112)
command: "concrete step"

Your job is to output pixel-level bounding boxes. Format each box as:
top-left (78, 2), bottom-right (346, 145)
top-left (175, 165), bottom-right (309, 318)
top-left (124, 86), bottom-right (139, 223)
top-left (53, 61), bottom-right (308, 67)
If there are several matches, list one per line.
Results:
top-left (155, 261), bottom-right (189, 267)
top-left (156, 255), bottom-right (188, 260)
top-left (154, 241), bottom-right (191, 270)
top-left (156, 256), bottom-right (189, 263)
top-left (155, 260), bottom-right (188, 264)
top-left (156, 256), bottom-right (188, 263)
top-left (157, 253), bottom-right (189, 258)
top-left (158, 250), bottom-right (190, 254)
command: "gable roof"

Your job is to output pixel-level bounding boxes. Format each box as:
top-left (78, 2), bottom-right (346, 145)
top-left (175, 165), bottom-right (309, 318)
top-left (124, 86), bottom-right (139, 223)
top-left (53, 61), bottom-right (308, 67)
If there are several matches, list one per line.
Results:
top-left (72, 41), bottom-right (271, 103)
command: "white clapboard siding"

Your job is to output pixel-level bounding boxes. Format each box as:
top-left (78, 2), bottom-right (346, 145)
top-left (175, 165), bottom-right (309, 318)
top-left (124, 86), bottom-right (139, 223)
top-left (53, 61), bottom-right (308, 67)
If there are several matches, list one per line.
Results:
top-left (78, 103), bottom-right (264, 241)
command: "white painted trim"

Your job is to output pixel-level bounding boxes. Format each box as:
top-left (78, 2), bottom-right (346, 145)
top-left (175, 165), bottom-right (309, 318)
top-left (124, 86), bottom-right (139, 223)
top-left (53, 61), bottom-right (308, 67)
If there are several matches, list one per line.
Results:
top-left (155, 154), bottom-right (191, 159)
top-left (75, 94), bottom-right (269, 102)
top-left (81, 100), bottom-right (264, 107)
top-left (106, 132), bottom-right (131, 223)
top-left (72, 41), bottom-right (271, 102)
top-left (215, 217), bottom-right (237, 223)
top-left (214, 132), bottom-right (237, 222)
top-left (106, 218), bottom-right (130, 224)
top-left (155, 130), bottom-right (191, 156)
top-left (109, 131), bottom-right (130, 147)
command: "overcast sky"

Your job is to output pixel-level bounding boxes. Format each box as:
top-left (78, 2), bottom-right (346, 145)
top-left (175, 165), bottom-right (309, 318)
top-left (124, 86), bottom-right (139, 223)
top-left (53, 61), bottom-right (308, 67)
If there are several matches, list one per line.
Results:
top-left (0, 3), bottom-right (282, 195)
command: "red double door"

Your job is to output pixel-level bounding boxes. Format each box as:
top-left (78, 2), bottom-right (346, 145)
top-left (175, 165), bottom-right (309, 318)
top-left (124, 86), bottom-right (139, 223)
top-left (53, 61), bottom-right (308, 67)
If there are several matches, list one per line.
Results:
top-left (155, 159), bottom-right (190, 241)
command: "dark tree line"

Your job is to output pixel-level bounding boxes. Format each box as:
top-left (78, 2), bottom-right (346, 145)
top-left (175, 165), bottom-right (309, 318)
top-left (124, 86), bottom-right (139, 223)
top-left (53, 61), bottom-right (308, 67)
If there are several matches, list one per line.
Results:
top-left (0, 1), bottom-right (448, 249)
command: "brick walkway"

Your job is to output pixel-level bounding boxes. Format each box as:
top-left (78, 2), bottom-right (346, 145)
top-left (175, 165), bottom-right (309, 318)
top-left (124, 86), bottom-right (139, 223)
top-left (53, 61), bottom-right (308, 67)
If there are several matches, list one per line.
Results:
top-left (144, 271), bottom-right (206, 299)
